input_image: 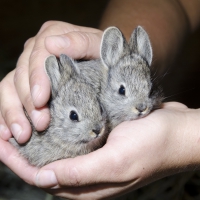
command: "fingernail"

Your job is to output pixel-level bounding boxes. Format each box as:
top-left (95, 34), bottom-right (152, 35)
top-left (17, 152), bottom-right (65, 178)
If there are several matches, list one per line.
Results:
top-left (48, 35), bottom-right (70, 49)
top-left (31, 110), bottom-right (42, 128)
top-left (11, 123), bottom-right (22, 141)
top-left (0, 124), bottom-right (5, 133)
top-left (31, 85), bottom-right (41, 103)
top-left (36, 170), bottom-right (58, 188)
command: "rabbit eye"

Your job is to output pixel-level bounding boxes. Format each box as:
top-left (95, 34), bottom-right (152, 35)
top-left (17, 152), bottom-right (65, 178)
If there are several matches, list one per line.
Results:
top-left (69, 111), bottom-right (79, 122)
top-left (119, 85), bottom-right (125, 95)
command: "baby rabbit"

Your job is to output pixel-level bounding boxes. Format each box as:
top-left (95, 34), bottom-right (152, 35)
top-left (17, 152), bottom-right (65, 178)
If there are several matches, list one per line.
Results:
top-left (61, 26), bottom-right (163, 129)
top-left (10, 55), bottom-right (108, 167)
top-left (100, 26), bottom-right (163, 129)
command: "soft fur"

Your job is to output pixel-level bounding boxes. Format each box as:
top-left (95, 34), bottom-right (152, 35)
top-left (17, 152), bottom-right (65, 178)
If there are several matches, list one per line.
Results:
top-left (10, 26), bottom-right (163, 167)
top-left (71, 26), bottom-right (163, 129)
top-left (10, 56), bottom-right (108, 167)
top-left (100, 26), bottom-right (163, 129)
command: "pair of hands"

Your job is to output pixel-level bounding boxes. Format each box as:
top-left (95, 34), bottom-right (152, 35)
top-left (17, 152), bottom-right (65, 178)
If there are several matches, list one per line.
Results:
top-left (0, 21), bottom-right (193, 199)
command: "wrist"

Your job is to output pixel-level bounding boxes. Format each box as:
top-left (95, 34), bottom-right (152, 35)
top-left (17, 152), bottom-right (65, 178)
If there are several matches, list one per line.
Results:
top-left (179, 108), bottom-right (200, 167)
top-left (163, 107), bottom-right (200, 173)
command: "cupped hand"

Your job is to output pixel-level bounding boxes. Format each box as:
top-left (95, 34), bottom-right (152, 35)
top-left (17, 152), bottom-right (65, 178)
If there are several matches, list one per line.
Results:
top-left (2, 102), bottom-right (198, 200)
top-left (0, 21), bottom-right (103, 143)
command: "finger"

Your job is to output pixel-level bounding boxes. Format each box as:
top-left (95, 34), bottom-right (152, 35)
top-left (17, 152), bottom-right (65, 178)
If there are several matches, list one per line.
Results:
top-left (28, 38), bottom-right (51, 108)
top-left (28, 21), bottom-right (69, 108)
top-left (34, 118), bottom-right (162, 189)
top-left (34, 140), bottom-right (135, 188)
top-left (45, 31), bottom-right (103, 59)
top-left (28, 22), bottom-right (102, 108)
top-left (45, 181), bottom-right (135, 200)
top-left (15, 38), bottom-right (50, 131)
top-left (0, 111), bottom-right (12, 140)
top-left (0, 138), bottom-right (39, 185)
top-left (162, 102), bottom-right (188, 110)
top-left (0, 71), bottom-right (32, 143)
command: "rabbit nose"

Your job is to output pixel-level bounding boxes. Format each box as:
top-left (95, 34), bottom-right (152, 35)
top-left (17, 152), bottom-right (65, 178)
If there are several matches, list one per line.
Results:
top-left (92, 129), bottom-right (101, 136)
top-left (92, 125), bottom-right (105, 137)
top-left (135, 104), bottom-right (147, 113)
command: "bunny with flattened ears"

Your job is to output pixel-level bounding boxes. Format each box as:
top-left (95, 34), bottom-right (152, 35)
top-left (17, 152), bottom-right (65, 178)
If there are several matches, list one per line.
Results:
top-left (10, 55), bottom-right (108, 167)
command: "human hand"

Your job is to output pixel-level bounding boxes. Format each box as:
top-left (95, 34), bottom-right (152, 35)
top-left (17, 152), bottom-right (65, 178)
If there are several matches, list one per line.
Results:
top-left (0, 21), bottom-right (102, 143)
top-left (2, 102), bottom-right (199, 200)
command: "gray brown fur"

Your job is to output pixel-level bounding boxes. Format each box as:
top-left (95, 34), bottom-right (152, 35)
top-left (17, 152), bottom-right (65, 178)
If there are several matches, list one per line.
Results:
top-left (9, 26), bottom-right (162, 167)
top-left (100, 26), bottom-right (163, 129)
top-left (67, 26), bottom-right (163, 129)
top-left (10, 55), bottom-right (108, 167)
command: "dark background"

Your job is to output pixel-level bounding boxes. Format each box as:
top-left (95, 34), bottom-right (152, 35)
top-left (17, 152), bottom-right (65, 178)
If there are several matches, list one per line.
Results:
top-left (0, 0), bottom-right (108, 80)
top-left (0, 1), bottom-right (200, 200)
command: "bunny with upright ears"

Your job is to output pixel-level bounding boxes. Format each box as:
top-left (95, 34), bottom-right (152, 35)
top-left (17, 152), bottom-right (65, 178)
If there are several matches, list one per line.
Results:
top-left (10, 55), bottom-right (108, 167)
top-left (60, 26), bottom-right (163, 130)
top-left (100, 26), bottom-right (162, 129)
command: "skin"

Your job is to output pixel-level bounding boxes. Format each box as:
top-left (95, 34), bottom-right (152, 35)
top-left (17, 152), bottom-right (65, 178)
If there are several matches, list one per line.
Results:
top-left (100, 0), bottom-right (200, 74)
top-left (1, 0), bottom-right (200, 199)
top-left (0, 22), bottom-right (102, 143)
top-left (1, 102), bottom-right (200, 199)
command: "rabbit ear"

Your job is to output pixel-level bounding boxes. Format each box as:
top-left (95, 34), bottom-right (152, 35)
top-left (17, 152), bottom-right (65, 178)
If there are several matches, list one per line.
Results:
top-left (101, 26), bottom-right (129, 68)
top-left (45, 55), bottom-right (63, 98)
top-left (60, 54), bottom-right (80, 75)
top-left (129, 26), bottom-right (153, 66)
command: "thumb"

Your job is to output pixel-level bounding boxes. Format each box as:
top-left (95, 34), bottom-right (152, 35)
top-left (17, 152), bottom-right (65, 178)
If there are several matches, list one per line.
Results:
top-left (44, 31), bottom-right (103, 60)
top-left (34, 143), bottom-right (127, 188)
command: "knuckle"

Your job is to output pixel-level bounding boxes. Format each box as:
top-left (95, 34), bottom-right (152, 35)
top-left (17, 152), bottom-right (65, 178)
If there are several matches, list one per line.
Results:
top-left (67, 166), bottom-right (82, 186)
top-left (84, 33), bottom-right (95, 59)
top-left (39, 20), bottom-right (57, 33)
top-left (29, 47), bottom-right (42, 69)
top-left (23, 93), bottom-right (33, 113)
top-left (30, 46), bottom-right (41, 61)
top-left (24, 37), bottom-right (34, 49)
top-left (3, 109), bottom-right (16, 125)
top-left (29, 67), bottom-right (42, 92)
top-left (107, 152), bottom-right (129, 182)
top-left (77, 32), bottom-right (90, 48)
top-left (29, 67), bottom-right (39, 84)
top-left (14, 65), bottom-right (27, 85)
top-left (69, 32), bottom-right (90, 58)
